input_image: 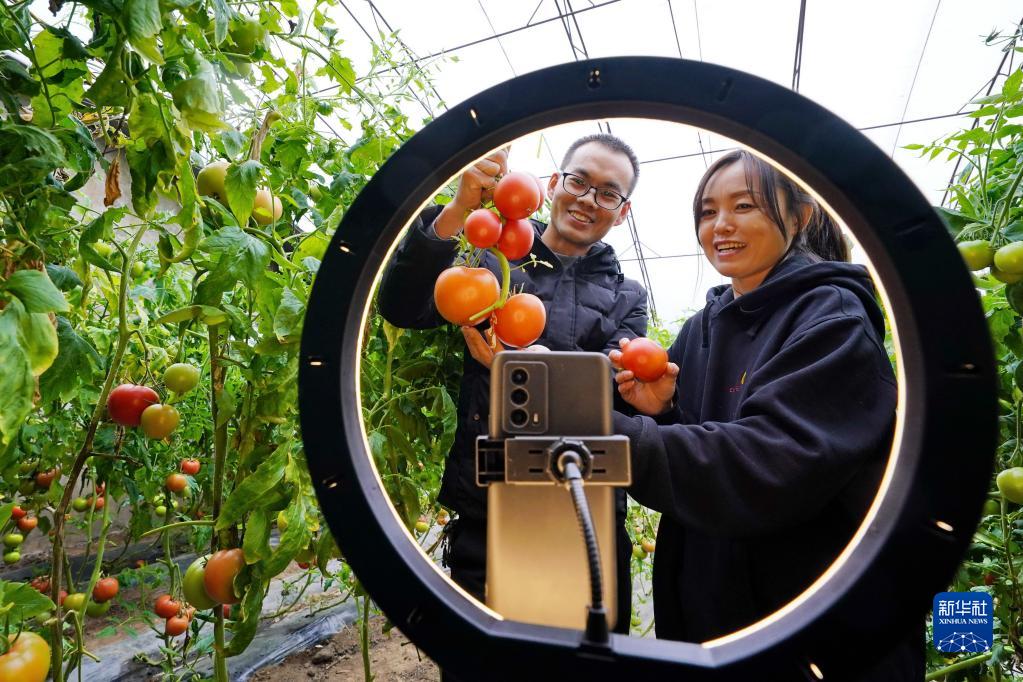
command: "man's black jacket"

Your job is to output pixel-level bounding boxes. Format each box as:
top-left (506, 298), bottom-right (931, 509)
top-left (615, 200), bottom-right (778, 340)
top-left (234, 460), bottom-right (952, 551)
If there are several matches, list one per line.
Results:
top-left (378, 205), bottom-right (648, 519)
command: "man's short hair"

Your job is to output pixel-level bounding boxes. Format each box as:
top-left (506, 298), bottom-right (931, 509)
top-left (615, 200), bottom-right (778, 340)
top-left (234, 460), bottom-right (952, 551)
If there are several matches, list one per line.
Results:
top-left (560, 133), bottom-right (640, 195)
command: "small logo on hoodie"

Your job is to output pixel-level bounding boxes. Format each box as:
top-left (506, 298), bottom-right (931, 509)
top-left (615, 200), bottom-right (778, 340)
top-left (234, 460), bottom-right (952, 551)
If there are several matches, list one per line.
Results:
top-left (727, 371), bottom-right (747, 393)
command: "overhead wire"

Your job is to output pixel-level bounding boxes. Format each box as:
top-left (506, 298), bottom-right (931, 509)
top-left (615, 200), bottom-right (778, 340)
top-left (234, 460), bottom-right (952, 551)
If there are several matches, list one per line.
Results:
top-left (890, 0), bottom-right (942, 157)
top-left (791, 0), bottom-right (807, 92)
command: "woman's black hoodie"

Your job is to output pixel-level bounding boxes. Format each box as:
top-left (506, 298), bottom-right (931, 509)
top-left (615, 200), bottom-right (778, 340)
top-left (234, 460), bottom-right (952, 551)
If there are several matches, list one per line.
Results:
top-left (614, 252), bottom-right (920, 678)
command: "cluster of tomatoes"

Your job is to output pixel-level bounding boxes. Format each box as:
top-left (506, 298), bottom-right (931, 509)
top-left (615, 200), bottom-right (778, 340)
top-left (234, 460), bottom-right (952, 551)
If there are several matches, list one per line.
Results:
top-left (71, 482), bottom-right (107, 514)
top-left (959, 238), bottom-right (1023, 283)
top-left (434, 171), bottom-right (549, 348)
top-left (106, 362), bottom-right (200, 438)
top-left (156, 548), bottom-right (245, 637)
top-left (3, 505), bottom-right (40, 566)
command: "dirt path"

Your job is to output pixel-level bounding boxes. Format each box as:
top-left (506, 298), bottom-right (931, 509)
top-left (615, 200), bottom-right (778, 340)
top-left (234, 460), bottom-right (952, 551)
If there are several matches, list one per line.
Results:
top-left (249, 615), bottom-right (439, 682)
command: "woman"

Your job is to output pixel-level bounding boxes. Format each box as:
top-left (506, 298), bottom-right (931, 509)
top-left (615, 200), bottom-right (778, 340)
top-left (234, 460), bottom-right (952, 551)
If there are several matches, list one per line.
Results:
top-left (611, 150), bottom-right (920, 678)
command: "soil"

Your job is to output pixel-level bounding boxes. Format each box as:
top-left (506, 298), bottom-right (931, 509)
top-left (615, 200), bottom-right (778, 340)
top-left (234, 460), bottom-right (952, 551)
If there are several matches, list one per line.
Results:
top-left (249, 615), bottom-right (440, 682)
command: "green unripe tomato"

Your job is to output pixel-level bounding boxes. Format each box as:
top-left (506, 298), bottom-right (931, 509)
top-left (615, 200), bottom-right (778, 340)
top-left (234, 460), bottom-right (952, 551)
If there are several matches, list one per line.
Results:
top-left (155, 505), bottom-right (168, 516)
top-left (991, 265), bottom-right (1023, 284)
top-left (997, 467), bottom-right (1023, 504)
top-left (229, 17), bottom-right (266, 54)
top-left (3, 533), bottom-right (23, 548)
top-left (197, 161), bottom-right (229, 200)
top-left (983, 498), bottom-right (1001, 516)
top-left (72, 497), bottom-right (89, 513)
top-left (86, 600), bottom-right (112, 617)
top-left (3, 551), bottom-right (19, 565)
top-left (164, 363), bottom-right (201, 394)
top-left (632, 544), bottom-right (647, 560)
top-left (994, 242), bottom-right (1023, 274)
top-left (957, 240), bottom-right (994, 271)
top-left (63, 592), bottom-right (86, 610)
top-left (183, 555), bottom-right (218, 609)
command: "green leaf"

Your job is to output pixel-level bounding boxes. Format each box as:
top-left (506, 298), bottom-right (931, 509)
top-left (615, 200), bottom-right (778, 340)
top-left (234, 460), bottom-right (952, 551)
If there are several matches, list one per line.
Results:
top-left (314, 528), bottom-right (339, 575)
top-left (199, 226), bottom-right (270, 289)
top-left (0, 123), bottom-right (66, 192)
top-left (263, 496), bottom-right (310, 577)
top-left (242, 509), bottom-right (272, 562)
top-left (171, 58), bottom-right (227, 132)
top-left (125, 0), bottom-right (164, 64)
top-left (16, 306), bottom-right (58, 377)
top-left (0, 578), bottom-right (55, 626)
top-left (39, 317), bottom-right (101, 402)
top-left (934, 206), bottom-right (973, 236)
top-left (225, 567), bottom-right (266, 656)
top-left (210, 0), bottom-right (230, 45)
top-left (273, 288), bottom-right (304, 343)
top-left (0, 4), bottom-right (29, 51)
top-left (154, 304), bottom-right (227, 325)
top-left (1004, 68), bottom-right (1023, 100)
top-left (316, 54), bottom-right (355, 94)
top-left (86, 43), bottom-right (132, 107)
top-left (45, 264), bottom-right (82, 291)
top-left (216, 444), bottom-right (289, 530)
top-left (215, 386), bottom-right (235, 428)
top-left (0, 307), bottom-right (34, 445)
top-left (225, 160), bottom-right (261, 226)
top-left (3, 270), bottom-right (69, 313)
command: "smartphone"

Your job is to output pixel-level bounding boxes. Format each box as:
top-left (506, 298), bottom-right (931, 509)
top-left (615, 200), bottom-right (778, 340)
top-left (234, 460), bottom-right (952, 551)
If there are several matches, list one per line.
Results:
top-left (484, 351), bottom-right (624, 631)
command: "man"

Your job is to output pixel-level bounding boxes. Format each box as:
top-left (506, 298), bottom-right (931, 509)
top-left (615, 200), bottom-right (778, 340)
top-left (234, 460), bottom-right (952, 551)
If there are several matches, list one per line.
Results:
top-left (377, 133), bottom-right (648, 635)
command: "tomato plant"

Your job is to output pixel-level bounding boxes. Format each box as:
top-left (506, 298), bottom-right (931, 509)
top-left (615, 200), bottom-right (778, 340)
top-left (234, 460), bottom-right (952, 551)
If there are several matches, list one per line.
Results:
top-left (621, 338), bottom-right (670, 383)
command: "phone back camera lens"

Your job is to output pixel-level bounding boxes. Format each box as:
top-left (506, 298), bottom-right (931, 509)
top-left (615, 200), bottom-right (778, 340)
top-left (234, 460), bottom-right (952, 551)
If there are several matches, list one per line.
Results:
top-left (510, 368), bottom-right (528, 385)
top-left (510, 409), bottom-right (528, 427)
top-left (510, 388), bottom-right (528, 406)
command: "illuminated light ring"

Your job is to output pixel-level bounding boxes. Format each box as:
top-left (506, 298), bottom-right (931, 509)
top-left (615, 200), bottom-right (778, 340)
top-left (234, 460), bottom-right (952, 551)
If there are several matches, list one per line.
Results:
top-left (299, 57), bottom-right (996, 680)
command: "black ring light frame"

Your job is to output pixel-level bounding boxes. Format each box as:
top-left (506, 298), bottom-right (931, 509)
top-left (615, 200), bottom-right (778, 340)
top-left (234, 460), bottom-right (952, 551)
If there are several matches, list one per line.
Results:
top-left (299, 57), bottom-right (997, 680)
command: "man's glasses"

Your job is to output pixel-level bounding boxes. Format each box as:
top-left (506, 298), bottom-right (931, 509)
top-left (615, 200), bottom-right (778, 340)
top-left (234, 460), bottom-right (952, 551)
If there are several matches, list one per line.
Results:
top-left (559, 171), bottom-right (629, 210)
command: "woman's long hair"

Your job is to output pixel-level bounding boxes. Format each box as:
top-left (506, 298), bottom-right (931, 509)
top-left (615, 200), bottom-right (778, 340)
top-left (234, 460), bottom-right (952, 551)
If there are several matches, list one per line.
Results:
top-left (692, 150), bottom-right (849, 262)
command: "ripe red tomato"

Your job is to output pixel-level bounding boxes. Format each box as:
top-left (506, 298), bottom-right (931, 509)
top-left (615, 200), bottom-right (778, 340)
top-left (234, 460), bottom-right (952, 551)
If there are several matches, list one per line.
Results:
top-left (494, 172), bottom-right (542, 220)
top-left (621, 338), bottom-right (669, 383)
top-left (34, 468), bottom-right (58, 489)
top-left (166, 473), bottom-right (188, 494)
top-left (493, 294), bottom-right (546, 348)
top-left (107, 384), bottom-right (159, 426)
top-left (91, 496), bottom-right (105, 511)
top-left (154, 594), bottom-right (181, 619)
top-left (11, 506), bottom-right (26, 520)
top-left (141, 404), bottom-right (180, 439)
top-left (433, 266), bottom-right (500, 326)
top-left (16, 517), bottom-right (37, 533)
top-left (165, 615), bottom-right (189, 637)
top-left (92, 577), bottom-right (119, 603)
top-left (464, 209), bottom-right (503, 249)
top-left (529, 173), bottom-right (547, 207)
top-left (0, 631), bottom-right (50, 682)
top-left (496, 218), bottom-right (534, 260)
top-left (180, 459), bottom-right (201, 475)
top-left (204, 548), bottom-right (246, 605)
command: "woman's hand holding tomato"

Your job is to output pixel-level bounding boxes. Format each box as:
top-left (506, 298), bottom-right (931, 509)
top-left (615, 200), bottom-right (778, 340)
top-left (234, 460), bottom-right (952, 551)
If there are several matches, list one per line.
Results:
top-left (609, 337), bottom-right (679, 416)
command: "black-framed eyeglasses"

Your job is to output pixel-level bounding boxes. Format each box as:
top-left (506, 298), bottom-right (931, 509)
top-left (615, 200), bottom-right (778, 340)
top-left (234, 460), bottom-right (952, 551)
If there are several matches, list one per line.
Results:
top-left (558, 171), bottom-right (629, 210)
